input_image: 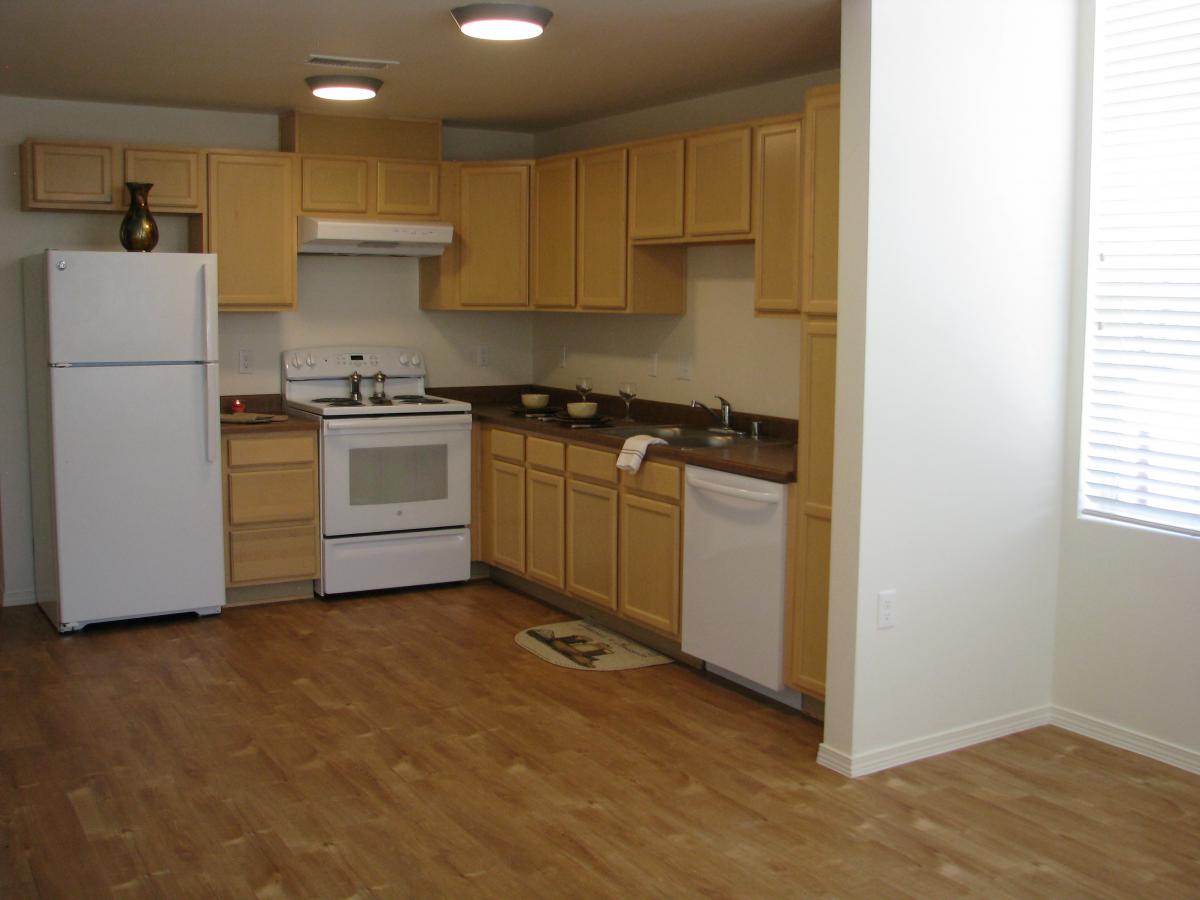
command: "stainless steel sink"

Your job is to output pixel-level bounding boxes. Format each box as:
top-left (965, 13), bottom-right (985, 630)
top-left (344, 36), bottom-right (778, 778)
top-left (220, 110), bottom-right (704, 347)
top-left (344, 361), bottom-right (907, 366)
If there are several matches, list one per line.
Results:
top-left (597, 423), bottom-right (783, 449)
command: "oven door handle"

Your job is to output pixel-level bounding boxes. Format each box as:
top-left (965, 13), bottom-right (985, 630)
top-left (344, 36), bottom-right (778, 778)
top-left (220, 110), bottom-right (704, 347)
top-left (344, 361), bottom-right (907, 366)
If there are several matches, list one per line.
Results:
top-left (324, 416), bottom-right (472, 435)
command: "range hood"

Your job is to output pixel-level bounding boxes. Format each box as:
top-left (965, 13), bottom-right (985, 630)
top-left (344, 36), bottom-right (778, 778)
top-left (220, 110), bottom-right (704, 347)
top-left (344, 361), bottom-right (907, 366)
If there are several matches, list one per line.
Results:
top-left (297, 217), bottom-right (453, 257)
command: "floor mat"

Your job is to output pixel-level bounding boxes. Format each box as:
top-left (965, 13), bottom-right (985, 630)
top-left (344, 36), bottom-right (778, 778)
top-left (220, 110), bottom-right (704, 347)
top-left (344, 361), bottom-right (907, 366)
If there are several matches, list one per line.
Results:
top-left (515, 620), bottom-right (674, 671)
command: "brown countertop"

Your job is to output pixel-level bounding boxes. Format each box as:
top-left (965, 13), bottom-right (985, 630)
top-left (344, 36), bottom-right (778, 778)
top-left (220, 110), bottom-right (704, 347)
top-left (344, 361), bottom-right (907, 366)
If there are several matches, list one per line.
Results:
top-left (471, 403), bottom-right (797, 483)
top-left (220, 415), bottom-right (319, 437)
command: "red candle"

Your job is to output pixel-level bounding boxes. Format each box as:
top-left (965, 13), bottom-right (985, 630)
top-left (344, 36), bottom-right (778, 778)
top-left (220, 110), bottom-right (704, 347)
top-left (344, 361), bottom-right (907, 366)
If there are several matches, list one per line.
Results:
top-left (231, 399), bottom-right (245, 414)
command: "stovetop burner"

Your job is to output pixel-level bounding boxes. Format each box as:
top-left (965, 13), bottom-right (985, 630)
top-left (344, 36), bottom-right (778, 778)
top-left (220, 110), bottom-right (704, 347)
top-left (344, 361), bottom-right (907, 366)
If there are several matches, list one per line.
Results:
top-left (392, 395), bottom-right (448, 405)
top-left (313, 397), bottom-right (364, 407)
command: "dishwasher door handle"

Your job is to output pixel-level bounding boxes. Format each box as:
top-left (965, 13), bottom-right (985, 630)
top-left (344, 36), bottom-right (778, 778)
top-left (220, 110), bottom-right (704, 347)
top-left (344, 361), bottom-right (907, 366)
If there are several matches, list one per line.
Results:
top-left (686, 472), bottom-right (782, 504)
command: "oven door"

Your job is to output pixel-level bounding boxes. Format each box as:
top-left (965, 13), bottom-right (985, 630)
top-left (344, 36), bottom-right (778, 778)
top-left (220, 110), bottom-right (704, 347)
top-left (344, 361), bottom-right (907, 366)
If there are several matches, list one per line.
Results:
top-left (322, 414), bottom-right (471, 537)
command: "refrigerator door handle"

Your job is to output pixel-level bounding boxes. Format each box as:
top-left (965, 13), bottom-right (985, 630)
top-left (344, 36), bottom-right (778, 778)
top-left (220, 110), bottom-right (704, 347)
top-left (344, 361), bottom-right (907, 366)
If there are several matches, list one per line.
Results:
top-left (201, 260), bottom-right (216, 363)
top-left (204, 364), bottom-right (218, 463)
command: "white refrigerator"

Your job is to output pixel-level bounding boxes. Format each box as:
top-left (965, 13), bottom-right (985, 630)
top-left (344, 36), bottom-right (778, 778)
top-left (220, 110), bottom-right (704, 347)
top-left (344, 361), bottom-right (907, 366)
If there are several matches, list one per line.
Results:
top-left (23, 250), bottom-right (224, 632)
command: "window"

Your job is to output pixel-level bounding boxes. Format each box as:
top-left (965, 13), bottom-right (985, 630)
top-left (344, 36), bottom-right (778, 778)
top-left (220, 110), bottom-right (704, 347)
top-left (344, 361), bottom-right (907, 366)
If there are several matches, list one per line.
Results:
top-left (1080, 0), bottom-right (1200, 538)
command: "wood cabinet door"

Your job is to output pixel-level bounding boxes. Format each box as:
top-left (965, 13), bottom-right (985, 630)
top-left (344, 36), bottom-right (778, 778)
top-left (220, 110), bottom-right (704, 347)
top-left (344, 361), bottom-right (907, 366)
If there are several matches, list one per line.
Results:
top-left (685, 127), bottom-right (752, 236)
top-left (300, 157), bottom-right (368, 213)
top-left (488, 458), bottom-right (526, 573)
top-left (526, 468), bottom-right (565, 589)
top-left (566, 479), bottom-right (618, 610)
top-left (802, 85), bottom-right (841, 315)
top-left (577, 148), bottom-right (628, 310)
top-left (785, 316), bottom-right (837, 698)
top-left (531, 156), bottom-right (577, 308)
top-left (27, 142), bottom-right (117, 208)
top-left (618, 493), bottom-right (681, 637)
top-left (628, 139), bottom-right (684, 239)
top-left (459, 163), bottom-right (530, 307)
top-left (207, 153), bottom-right (296, 311)
top-left (377, 160), bottom-right (439, 216)
top-left (124, 147), bottom-right (204, 212)
top-left (753, 121), bottom-right (803, 313)
top-left (228, 525), bottom-right (319, 585)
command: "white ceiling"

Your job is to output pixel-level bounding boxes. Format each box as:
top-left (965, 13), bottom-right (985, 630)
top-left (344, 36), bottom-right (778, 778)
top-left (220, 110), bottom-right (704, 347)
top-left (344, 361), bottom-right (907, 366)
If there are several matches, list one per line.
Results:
top-left (0, 0), bottom-right (840, 131)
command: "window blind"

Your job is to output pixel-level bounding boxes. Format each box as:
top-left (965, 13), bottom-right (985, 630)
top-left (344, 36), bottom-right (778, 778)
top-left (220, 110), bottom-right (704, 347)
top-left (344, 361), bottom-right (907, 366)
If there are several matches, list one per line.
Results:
top-left (1081, 0), bottom-right (1200, 537)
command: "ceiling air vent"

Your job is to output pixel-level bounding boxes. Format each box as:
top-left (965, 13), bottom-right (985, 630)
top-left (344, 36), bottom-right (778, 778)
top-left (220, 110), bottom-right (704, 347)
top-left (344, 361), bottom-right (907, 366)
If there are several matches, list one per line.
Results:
top-left (304, 54), bottom-right (398, 71)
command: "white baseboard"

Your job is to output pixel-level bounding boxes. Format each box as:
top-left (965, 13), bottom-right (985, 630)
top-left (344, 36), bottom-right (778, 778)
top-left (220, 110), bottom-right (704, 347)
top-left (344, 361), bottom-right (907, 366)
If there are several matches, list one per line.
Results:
top-left (817, 705), bottom-right (1053, 778)
top-left (3, 589), bottom-right (36, 607)
top-left (1051, 706), bottom-right (1200, 776)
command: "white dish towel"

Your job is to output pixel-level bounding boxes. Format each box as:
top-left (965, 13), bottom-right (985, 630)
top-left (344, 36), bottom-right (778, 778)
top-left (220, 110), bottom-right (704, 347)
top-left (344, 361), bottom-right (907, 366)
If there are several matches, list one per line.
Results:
top-left (616, 435), bottom-right (667, 474)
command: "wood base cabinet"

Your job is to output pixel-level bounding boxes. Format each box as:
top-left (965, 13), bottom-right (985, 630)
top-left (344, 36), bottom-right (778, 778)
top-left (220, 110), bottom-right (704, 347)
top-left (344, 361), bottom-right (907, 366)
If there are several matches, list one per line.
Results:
top-left (223, 430), bottom-right (319, 589)
top-left (618, 493), bottom-right (681, 637)
top-left (785, 316), bottom-right (837, 698)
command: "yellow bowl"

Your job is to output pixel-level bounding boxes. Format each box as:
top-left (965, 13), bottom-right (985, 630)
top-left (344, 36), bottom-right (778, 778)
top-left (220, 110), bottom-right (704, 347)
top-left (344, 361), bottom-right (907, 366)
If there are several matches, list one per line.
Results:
top-left (567, 401), bottom-right (598, 418)
top-left (521, 393), bottom-right (550, 409)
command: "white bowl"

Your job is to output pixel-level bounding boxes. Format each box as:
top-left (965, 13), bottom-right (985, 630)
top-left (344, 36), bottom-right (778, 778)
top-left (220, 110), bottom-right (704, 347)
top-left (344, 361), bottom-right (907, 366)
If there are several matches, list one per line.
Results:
top-left (521, 393), bottom-right (550, 409)
top-left (567, 401), bottom-right (598, 419)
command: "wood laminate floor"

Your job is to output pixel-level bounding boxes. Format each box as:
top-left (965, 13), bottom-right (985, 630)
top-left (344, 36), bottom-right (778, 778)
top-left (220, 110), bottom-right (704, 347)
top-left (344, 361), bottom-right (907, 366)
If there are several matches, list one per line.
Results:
top-left (1, 582), bottom-right (1198, 898)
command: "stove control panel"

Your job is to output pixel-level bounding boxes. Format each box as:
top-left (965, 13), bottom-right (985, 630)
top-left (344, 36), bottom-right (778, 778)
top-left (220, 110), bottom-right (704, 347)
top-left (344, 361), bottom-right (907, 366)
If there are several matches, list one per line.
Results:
top-left (282, 346), bottom-right (427, 379)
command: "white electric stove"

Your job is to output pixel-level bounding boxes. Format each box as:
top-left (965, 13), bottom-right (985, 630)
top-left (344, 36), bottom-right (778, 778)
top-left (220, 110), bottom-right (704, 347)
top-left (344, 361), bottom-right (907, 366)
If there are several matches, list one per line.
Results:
top-left (282, 345), bottom-right (472, 595)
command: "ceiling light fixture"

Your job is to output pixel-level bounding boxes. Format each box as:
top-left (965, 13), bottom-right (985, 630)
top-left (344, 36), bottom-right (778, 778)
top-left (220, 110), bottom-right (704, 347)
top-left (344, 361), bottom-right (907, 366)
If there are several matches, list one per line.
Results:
top-left (450, 3), bottom-right (553, 41)
top-left (306, 75), bottom-right (382, 101)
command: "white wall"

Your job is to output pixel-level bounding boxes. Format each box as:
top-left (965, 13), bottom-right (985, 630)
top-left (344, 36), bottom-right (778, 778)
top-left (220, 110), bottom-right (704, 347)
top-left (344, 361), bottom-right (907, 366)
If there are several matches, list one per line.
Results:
top-left (532, 244), bottom-right (801, 418)
top-left (219, 258), bottom-right (531, 395)
top-left (1052, 2), bottom-right (1200, 759)
top-left (535, 70), bottom-right (840, 157)
top-left (823, 0), bottom-right (1078, 773)
top-left (0, 96), bottom-right (534, 606)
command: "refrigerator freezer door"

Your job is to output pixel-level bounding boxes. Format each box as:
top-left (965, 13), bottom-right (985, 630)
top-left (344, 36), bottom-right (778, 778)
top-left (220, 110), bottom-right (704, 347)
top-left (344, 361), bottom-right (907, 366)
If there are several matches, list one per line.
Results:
top-left (45, 250), bottom-right (218, 364)
top-left (49, 363), bottom-right (224, 627)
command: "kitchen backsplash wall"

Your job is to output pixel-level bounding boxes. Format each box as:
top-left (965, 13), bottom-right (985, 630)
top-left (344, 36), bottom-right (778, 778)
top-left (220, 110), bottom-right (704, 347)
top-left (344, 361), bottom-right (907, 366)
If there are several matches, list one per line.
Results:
top-left (532, 244), bottom-right (802, 419)
top-left (218, 256), bottom-right (533, 395)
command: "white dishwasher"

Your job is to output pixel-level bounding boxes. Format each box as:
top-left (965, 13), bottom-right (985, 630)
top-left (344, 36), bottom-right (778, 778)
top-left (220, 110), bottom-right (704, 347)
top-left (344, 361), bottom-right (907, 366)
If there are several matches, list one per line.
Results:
top-left (682, 465), bottom-right (790, 691)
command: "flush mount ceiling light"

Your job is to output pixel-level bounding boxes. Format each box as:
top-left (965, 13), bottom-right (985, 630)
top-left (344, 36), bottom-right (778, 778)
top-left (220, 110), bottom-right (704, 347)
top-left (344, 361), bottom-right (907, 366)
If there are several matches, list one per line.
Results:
top-left (305, 75), bottom-right (383, 101)
top-left (451, 3), bottom-right (553, 40)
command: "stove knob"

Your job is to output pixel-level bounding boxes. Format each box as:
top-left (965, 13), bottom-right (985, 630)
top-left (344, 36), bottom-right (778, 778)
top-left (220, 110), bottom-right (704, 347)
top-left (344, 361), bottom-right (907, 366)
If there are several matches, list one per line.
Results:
top-left (291, 353), bottom-right (302, 369)
top-left (410, 353), bottom-right (422, 367)
top-left (398, 353), bottom-right (410, 366)
top-left (306, 354), bottom-right (316, 367)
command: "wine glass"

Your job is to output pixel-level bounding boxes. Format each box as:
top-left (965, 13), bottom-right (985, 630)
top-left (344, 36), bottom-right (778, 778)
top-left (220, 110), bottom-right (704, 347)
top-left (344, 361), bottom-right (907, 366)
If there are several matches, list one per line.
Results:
top-left (619, 381), bottom-right (637, 421)
top-left (575, 376), bottom-right (592, 401)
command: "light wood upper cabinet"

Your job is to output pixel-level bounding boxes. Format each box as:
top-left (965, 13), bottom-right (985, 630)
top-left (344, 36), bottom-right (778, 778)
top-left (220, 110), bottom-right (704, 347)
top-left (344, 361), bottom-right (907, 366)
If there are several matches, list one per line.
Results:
top-left (577, 148), bottom-right (628, 310)
top-left (628, 139), bottom-right (684, 239)
top-left (124, 147), bottom-right (205, 212)
top-left (686, 126), bottom-right (752, 237)
top-left (785, 316), bottom-right (837, 699)
top-left (299, 156), bottom-right (368, 213)
top-left (802, 85), bottom-right (840, 315)
top-left (22, 141), bottom-right (119, 210)
top-left (618, 492), bottom-right (681, 637)
top-left (377, 160), bottom-right (439, 216)
top-left (207, 152), bottom-right (296, 311)
top-left (458, 163), bottom-right (530, 308)
top-left (753, 121), bottom-right (803, 313)
top-left (532, 156), bottom-right (577, 308)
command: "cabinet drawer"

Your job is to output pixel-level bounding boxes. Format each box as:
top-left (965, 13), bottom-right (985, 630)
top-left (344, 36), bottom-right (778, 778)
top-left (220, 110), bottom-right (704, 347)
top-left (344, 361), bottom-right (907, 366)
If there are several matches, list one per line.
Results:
top-left (228, 525), bottom-right (318, 584)
top-left (526, 436), bottom-right (565, 471)
top-left (228, 469), bottom-right (316, 526)
top-left (566, 444), bottom-right (618, 484)
top-left (620, 460), bottom-right (681, 502)
top-left (226, 434), bottom-right (315, 468)
top-left (490, 428), bottom-right (525, 463)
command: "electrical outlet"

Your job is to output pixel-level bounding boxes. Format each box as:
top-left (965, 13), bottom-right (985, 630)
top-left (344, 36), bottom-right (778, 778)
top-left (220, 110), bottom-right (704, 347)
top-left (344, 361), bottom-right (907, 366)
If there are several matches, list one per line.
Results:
top-left (650, 352), bottom-right (659, 378)
top-left (677, 357), bottom-right (692, 381)
top-left (877, 589), bottom-right (897, 629)
top-left (559, 345), bottom-right (567, 368)
top-left (237, 349), bottom-right (253, 374)
top-left (476, 344), bottom-right (490, 367)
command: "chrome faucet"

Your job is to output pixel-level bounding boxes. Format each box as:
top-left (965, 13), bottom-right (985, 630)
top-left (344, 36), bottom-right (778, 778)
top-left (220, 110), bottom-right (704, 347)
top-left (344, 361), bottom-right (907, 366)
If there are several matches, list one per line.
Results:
top-left (692, 395), bottom-right (739, 434)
